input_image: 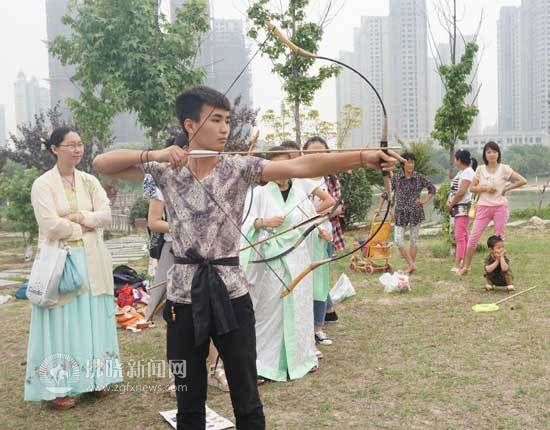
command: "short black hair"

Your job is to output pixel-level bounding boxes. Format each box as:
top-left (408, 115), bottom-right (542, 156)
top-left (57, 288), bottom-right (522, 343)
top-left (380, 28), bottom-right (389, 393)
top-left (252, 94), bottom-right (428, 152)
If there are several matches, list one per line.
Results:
top-left (401, 151), bottom-right (416, 162)
top-left (267, 145), bottom-right (291, 160)
top-left (281, 140), bottom-right (300, 151)
top-left (482, 141), bottom-right (502, 165)
top-left (303, 136), bottom-right (328, 151)
top-left (487, 235), bottom-right (503, 249)
top-left (175, 86), bottom-right (231, 137)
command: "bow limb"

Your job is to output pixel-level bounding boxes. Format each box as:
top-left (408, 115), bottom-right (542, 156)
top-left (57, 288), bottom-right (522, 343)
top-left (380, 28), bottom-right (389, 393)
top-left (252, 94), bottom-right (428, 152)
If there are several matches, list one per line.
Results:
top-left (251, 174), bottom-right (349, 264)
top-left (180, 27), bottom-right (296, 296)
top-left (265, 21), bottom-right (393, 296)
top-left (239, 212), bottom-right (326, 252)
top-left (280, 258), bottom-right (332, 298)
top-left (241, 130), bottom-right (261, 226)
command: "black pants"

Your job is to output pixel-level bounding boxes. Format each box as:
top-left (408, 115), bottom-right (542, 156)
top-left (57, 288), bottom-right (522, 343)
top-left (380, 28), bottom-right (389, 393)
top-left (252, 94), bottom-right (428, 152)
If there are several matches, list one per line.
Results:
top-left (163, 294), bottom-right (265, 430)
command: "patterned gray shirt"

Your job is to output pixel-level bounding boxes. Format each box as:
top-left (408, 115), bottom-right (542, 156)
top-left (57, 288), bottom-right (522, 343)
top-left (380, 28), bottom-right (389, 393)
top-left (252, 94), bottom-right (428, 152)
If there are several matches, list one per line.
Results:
top-left (145, 156), bottom-right (267, 303)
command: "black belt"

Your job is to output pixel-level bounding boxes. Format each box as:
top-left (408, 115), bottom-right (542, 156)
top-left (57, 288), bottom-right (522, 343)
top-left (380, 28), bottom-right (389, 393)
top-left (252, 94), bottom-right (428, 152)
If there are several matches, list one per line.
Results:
top-left (173, 248), bottom-right (239, 346)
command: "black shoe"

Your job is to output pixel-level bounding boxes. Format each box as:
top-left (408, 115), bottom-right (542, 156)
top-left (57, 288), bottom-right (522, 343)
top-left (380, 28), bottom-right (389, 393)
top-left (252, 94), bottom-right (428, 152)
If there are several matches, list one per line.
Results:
top-left (324, 311), bottom-right (338, 323)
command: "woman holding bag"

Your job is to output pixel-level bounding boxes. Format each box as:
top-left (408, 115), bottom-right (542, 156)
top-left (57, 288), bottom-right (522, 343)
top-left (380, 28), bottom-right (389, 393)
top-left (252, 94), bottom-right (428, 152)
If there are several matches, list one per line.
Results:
top-left (24, 127), bottom-right (122, 409)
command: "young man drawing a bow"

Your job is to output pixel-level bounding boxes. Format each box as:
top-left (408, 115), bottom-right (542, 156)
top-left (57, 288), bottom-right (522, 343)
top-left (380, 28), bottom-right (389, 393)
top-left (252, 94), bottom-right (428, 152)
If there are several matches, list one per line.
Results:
top-left (93, 86), bottom-right (400, 430)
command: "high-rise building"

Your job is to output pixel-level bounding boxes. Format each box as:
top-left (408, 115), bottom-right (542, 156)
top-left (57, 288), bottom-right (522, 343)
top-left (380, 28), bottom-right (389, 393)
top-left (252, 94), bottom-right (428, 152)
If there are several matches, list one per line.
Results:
top-left (336, 0), bottom-right (429, 147)
top-left (498, 7), bottom-right (522, 132)
top-left (497, 1), bottom-right (550, 135)
top-left (14, 71), bottom-right (50, 127)
top-left (209, 19), bottom-right (252, 106)
top-left (388, 0), bottom-right (429, 141)
top-left (46, 0), bottom-right (79, 121)
top-left (170, 1), bottom-right (252, 107)
top-left (336, 17), bottom-right (389, 148)
top-left (46, 0), bottom-right (145, 145)
top-left (336, 51), bottom-right (362, 148)
top-left (0, 105), bottom-right (7, 147)
top-left (521, 0), bottom-right (550, 133)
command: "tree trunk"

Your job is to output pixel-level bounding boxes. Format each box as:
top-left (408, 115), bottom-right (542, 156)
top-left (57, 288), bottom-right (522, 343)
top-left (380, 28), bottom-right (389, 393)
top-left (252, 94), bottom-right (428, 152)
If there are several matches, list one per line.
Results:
top-left (449, 145), bottom-right (454, 179)
top-left (290, 2), bottom-right (302, 148)
top-left (151, 127), bottom-right (159, 149)
top-left (294, 96), bottom-right (302, 148)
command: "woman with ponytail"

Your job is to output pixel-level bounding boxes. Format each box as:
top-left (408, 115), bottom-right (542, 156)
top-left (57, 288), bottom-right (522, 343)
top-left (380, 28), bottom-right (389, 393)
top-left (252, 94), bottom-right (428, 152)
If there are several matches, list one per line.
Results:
top-left (446, 149), bottom-right (477, 272)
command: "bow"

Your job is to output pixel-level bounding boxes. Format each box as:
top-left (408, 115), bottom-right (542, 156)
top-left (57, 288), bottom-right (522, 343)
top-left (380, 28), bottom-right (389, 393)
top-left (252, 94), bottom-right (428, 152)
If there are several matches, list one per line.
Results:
top-left (251, 172), bottom-right (350, 264)
top-left (263, 21), bottom-right (394, 297)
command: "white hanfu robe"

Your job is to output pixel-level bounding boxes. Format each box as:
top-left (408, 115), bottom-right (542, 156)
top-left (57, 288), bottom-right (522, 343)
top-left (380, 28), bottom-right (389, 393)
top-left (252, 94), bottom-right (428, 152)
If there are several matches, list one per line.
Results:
top-left (241, 181), bottom-right (318, 381)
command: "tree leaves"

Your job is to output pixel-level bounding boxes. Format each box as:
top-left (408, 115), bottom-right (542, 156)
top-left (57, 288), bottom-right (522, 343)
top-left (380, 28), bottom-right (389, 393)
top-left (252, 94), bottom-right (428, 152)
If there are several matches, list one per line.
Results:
top-left (49, 0), bottom-right (210, 145)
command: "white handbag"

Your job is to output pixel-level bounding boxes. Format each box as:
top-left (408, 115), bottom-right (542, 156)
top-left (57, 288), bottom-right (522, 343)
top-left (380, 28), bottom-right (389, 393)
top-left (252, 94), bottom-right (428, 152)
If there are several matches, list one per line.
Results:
top-left (26, 243), bottom-right (68, 307)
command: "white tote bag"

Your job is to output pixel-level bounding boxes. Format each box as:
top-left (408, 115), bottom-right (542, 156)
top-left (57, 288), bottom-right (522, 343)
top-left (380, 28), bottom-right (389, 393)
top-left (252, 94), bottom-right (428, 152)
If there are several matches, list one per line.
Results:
top-left (26, 243), bottom-right (67, 307)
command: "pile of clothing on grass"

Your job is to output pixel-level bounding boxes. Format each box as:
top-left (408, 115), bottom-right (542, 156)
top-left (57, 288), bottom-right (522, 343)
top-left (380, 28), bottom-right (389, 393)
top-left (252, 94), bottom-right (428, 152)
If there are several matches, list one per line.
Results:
top-left (113, 265), bottom-right (151, 332)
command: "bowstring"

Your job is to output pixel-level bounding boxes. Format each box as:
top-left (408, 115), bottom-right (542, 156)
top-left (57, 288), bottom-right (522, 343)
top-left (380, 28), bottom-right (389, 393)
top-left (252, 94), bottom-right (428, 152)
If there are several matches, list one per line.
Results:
top-left (181, 27), bottom-right (292, 293)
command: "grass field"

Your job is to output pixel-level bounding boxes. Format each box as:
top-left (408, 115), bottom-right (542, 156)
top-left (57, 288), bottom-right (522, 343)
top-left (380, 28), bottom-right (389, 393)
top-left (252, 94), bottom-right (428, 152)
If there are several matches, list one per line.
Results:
top-left (1, 227), bottom-right (549, 429)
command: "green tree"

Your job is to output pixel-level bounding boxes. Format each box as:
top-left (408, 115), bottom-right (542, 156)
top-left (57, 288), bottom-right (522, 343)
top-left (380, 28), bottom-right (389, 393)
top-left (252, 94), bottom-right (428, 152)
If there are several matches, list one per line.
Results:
top-left (0, 166), bottom-right (40, 258)
top-left (1, 105), bottom-right (100, 174)
top-left (260, 102), bottom-right (360, 147)
top-left (402, 140), bottom-right (445, 180)
top-left (505, 144), bottom-right (550, 177)
top-left (50, 0), bottom-right (209, 147)
top-left (248, 0), bottom-right (340, 147)
top-left (336, 104), bottom-right (362, 148)
top-left (431, 42), bottom-right (479, 178)
top-left (338, 170), bottom-right (373, 228)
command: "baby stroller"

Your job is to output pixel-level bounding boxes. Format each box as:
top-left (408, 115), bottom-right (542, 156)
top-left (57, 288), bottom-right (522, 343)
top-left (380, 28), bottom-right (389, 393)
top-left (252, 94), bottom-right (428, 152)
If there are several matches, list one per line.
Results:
top-left (349, 211), bottom-right (393, 275)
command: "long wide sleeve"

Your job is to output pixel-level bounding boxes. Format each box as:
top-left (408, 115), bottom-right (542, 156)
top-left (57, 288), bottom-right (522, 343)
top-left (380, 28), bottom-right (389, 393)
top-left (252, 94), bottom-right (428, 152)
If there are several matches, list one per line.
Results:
top-left (79, 175), bottom-right (112, 229)
top-left (31, 179), bottom-right (83, 242)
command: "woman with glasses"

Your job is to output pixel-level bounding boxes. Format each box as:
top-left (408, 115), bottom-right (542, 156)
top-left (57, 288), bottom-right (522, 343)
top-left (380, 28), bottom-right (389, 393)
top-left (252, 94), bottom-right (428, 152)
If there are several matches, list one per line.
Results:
top-left (24, 127), bottom-right (122, 409)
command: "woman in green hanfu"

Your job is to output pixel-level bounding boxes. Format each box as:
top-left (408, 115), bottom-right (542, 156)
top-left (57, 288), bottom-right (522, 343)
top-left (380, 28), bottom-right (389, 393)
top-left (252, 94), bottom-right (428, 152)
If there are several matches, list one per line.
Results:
top-left (241, 149), bottom-right (331, 381)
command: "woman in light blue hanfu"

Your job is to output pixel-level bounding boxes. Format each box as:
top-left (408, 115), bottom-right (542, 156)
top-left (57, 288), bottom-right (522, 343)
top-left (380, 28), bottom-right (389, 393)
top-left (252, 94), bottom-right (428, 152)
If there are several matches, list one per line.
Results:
top-left (25, 127), bottom-right (122, 409)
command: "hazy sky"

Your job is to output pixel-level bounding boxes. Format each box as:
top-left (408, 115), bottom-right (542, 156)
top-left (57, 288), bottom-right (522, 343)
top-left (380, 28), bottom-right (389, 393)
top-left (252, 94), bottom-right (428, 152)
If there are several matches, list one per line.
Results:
top-left (0, 0), bottom-right (521, 137)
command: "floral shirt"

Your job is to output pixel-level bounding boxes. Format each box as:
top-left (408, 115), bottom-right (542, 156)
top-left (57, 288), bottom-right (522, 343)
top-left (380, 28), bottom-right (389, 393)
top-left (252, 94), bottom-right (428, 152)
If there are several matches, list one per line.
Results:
top-left (391, 172), bottom-right (436, 227)
top-left (143, 156), bottom-right (267, 304)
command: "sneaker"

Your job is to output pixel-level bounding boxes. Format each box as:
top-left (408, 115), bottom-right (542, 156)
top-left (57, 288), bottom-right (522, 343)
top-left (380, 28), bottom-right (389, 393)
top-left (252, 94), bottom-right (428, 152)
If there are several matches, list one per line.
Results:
top-left (315, 349), bottom-right (324, 359)
top-left (324, 311), bottom-right (339, 323)
top-left (485, 284), bottom-right (494, 291)
top-left (507, 285), bottom-right (515, 292)
top-left (50, 396), bottom-right (76, 410)
top-left (315, 331), bottom-right (333, 346)
top-left (208, 366), bottom-right (230, 392)
top-left (451, 267), bottom-right (460, 273)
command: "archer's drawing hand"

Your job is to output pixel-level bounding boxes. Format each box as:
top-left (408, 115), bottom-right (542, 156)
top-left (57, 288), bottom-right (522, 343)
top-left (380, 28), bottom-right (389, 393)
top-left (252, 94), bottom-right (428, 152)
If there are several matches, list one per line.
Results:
top-left (360, 150), bottom-right (400, 172)
top-left (153, 146), bottom-right (189, 169)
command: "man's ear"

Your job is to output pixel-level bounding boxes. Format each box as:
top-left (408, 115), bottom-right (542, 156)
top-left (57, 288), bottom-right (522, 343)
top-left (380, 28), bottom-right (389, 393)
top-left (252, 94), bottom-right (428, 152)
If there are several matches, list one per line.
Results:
top-left (183, 118), bottom-right (194, 137)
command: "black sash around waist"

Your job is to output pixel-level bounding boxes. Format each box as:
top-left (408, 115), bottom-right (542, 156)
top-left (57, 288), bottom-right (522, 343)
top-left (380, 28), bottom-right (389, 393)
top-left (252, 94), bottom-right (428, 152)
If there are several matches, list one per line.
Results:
top-left (173, 248), bottom-right (239, 346)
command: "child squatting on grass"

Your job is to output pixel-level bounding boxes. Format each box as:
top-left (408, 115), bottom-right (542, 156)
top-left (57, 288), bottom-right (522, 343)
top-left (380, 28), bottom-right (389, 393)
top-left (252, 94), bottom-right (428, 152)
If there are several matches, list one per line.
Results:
top-left (484, 235), bottom-right (514, 292)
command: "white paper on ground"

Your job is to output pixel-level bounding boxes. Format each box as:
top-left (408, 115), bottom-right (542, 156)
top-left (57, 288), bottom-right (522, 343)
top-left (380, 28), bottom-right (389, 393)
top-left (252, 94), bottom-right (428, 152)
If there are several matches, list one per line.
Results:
top-left (160, 405), bottom-right (234, 429)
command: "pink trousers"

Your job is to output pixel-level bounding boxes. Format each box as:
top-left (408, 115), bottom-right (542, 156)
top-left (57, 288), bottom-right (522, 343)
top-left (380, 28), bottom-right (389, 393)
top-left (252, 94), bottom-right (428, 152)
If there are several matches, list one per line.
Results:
top-left (454, 216), bottom-right (470, 260)
top-left (466, 205), bottom-right (509, 250)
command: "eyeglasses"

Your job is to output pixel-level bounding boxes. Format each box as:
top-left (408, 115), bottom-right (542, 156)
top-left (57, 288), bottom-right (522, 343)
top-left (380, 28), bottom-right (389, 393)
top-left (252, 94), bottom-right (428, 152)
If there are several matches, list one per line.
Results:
top-left (58, 142), bottom-right (84, 151)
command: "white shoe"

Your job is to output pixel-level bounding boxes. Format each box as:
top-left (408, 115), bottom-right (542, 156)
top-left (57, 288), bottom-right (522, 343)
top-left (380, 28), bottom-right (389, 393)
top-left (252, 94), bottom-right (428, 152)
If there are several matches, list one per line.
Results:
top-left (315, 349), bottom-right (324, 359)
top-left (451, 267), bottom-right (460, 273)
top-left (315, 331), bottom-right (333, 346)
